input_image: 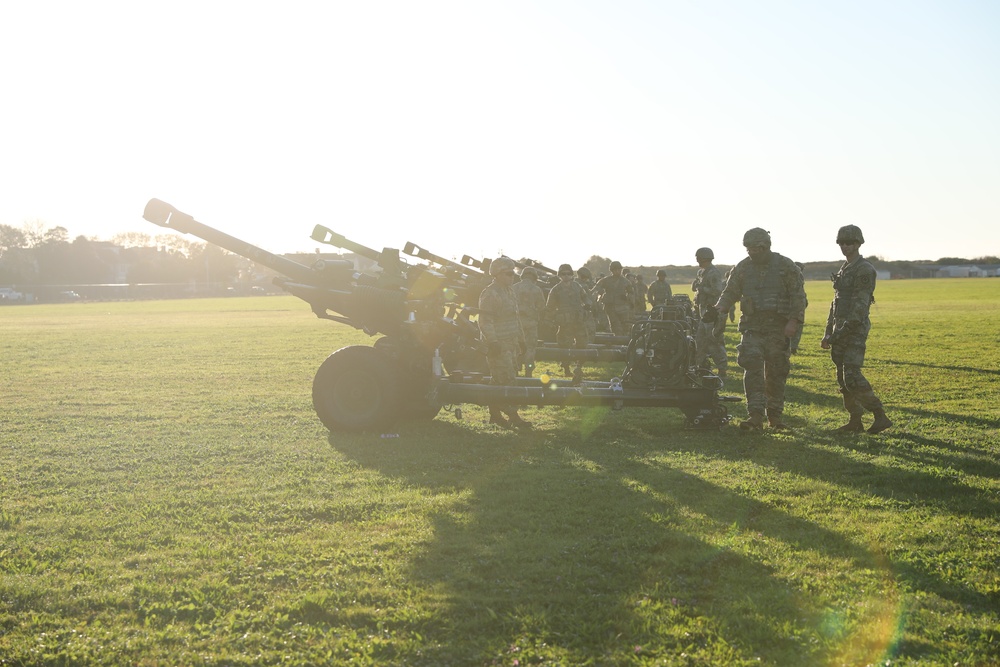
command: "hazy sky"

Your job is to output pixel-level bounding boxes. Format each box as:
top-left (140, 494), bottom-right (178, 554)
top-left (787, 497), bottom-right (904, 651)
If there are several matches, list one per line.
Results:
top-left (2, 1), bottom-right (997, 269)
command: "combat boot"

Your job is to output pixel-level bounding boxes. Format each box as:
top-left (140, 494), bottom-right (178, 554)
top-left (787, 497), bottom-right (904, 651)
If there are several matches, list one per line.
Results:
top-left (504, 409), bottom-right (532, 430)
top-left (836, 417), bottom-right (864, 433)
top-left (767, 411), bottom-right (789, 431)
top-left (867, 409), bottom-right (893, 434)
top-left (836, 391), bottom-right (865, 433)
top-left (740, 413), bottom-right (765, 431)
top-left (524, 363), bottom-right (534, 379)
top-left (488, 407), bottom-right (511, 428)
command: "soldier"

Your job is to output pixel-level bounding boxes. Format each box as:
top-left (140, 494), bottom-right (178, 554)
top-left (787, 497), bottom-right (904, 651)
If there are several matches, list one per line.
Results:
top-left (789, 262), bottom-right (807, 354)
top-left (691, 247), bottom-right (728, 378)
top-left (632, 274), bottom-right (648, 317)
top-left (821, 225), bottom-right (892, 434)
top-left (713, 228), bottom-right (807, 430)
top-left (592, 260), bottom-right (634, 336)
top-left (647, 269), bottom-right (673, 308)
top-left (512, 266), bottom-right (546, 378)
top-left (479, 256), bottom-right (530, 429)
top-left (547, 263), bottom-right (590, 374)
top-left (576, 266), bottom-right (599, 343)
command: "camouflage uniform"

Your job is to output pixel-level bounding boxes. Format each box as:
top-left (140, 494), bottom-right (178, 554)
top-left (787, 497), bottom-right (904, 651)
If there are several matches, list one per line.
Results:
top-left (512, 270), bottom-right (546, 377)
top-left (479, 257), bottom-right (529, 427)
top-left (823, 225), bottom-right (890, 433)
top-left (593, 265), bottom-right (634, 336)
top-left (631, 275), bottom-right (648, 318)
top-left (577, 268), bottom-right (599, 343)
top-left (647, 276), bottom-right (673, 307)
top-left (692, 263), bottom-right (728, 377)
top-left (716, 235), bottom-right (806, 427)
top-left (546, 278), bottom-right (589, 350)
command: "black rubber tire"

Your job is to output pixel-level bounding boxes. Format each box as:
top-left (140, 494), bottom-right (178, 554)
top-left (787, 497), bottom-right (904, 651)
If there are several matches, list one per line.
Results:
top-left (312, 346), bottom-right (400, 432)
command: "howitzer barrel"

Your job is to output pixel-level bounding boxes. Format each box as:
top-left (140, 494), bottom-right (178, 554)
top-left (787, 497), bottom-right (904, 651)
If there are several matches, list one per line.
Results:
top-left (404, 242), bottom-right (485, 277)
top-left (143, 199), bottom-right (319, 286)
top-left (312, 225), bottom-right (381, 262)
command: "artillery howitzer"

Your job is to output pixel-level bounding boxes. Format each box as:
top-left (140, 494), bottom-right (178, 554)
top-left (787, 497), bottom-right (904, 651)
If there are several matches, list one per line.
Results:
top-left (142, 199), bottom-right (736, 431)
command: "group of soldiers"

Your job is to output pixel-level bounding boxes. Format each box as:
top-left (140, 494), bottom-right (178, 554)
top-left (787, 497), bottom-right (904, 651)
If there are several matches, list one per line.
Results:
top-left (477, 225), bottom-right (891, 435)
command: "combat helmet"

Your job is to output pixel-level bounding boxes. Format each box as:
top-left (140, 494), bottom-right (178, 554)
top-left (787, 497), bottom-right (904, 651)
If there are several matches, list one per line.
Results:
top-left (695, 247), bottom-right (714, 260)
top-left (656, 269), bottom-right (666, 278)
top-left (558, 263), bottom-right (574, 276)
top-left (836, 225), bottom-right (865, 245)
top-left (742, 228), bottom-right (771, 248)
top-left (489, 256), bottom-right (516, 277)
top-left (609, 260), bottom-right (622, 271)
top-left (520, 266), bottom-right (538, 280)
top-left (577, 266), bottom-right (592, 279)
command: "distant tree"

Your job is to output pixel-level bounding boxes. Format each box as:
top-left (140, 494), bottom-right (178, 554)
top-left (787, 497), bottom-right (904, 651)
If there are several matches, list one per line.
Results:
top-left (584, 255), bottom-right (612, 277)
top-left (972, 256), bottom-right (1000, 264)
top-left (40, 226), bottom-right (70, 246)
top-left (112, 231), bottom-right (153, 249)
top-left (155, 233), bottom-right (197, 257)
top-left (0, 224), bottom-right (27, 256)
top-left (936, 257), bottom-right (971, 265)
top-left (20, 219), bottom-right (48, 248)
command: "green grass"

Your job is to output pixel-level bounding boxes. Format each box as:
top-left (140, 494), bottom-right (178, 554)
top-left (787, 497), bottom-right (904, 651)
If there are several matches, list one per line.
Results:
top-left (1, 279), bottom-right (998, 666)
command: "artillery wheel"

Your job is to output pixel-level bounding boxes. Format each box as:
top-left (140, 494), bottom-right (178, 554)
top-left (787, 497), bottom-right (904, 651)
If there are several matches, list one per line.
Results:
top-left (313, 346), bottom-right (400, 431)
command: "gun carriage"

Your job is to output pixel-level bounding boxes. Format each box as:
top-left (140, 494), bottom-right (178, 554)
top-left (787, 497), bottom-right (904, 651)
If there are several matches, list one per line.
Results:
top-left (143, 199), bottom-right (736, 432)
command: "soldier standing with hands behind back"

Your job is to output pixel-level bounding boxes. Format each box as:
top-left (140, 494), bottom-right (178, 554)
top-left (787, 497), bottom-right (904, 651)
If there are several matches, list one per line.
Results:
top-left (713, 228), bottom-right (806, 430)
top-left (592, 260), bottom-right (634, 336)
top-left (821, 225), bottom-right (892, 434)
top-left (479, 257), bottom-right (530, 429)
top-left (691, 247), bottom-right (728, 379)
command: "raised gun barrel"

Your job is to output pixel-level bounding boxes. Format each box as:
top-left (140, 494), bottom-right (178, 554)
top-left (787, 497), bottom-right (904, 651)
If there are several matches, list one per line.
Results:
top-left (403, 242), bottom-right (485, 278)
top-left (143, 198), bottom-right (320, 286)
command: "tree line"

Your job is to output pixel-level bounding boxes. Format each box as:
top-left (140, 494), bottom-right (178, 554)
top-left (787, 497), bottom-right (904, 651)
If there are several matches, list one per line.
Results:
top-left (2, 222), bottom-right (997, 298)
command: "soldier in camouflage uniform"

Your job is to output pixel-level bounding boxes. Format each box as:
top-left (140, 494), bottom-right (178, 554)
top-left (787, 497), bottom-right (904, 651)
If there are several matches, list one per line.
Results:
top-left (789, 262), bottom-right (807, 354)
top-left (479, 257), bottom-right (530, 428)
top-left (714, 228), bottom-right (807, 430)
top-left (821, 225), bottom-right (892, 434)
top-left (691, 247), bottom-right (728, 378)
top-left (576, 266), bottom-right (598, 344)
top-left (632, 274), bottom-right (648, 318)
top-left (547, 264), bottom-right (590, 374)
top-left (647, 269), bottom-right (673, 307)
top-left (592, 260), bottom-right (635, 336)
top-left (512, 266), bottom-right (546, 378)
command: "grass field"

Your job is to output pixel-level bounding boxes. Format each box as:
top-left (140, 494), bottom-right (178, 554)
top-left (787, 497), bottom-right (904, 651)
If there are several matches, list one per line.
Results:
top-left (2, 278), bottom-right (998, 666)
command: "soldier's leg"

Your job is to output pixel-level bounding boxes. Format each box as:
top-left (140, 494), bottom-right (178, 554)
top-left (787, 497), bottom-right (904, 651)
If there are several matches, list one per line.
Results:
top-left (694, 322), bottom-right (711, 369)
top-left (843, 360), bottom-right (891, 433)
top-left (490, 341), bottom-right (530, 428)
top-left (522, 322), bottom-right (538, 378)
top-left (762, 329), bottom-right (792, 428)
top-left (488, 342), bottom-right (518, 427)
top-left (831, 345), bottom-right (863, 432)
top-left (712, 331), bottom-right (728, 378)
top-left (736, 331), bottom-right (766, 428)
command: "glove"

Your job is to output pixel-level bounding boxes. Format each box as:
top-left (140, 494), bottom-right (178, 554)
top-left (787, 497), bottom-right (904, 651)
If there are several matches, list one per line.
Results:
top-left (701, 308), bottom-right (718, 324)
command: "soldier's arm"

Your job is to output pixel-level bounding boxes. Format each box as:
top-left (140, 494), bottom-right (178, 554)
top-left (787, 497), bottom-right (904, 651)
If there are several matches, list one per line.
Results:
top-left (785, 261), bottom-right (807, 324)
top-left (846, 263), bottom-right (876, 323)
top-left (478, 290), bottom-right (499, 343)
top-left (715, 265), bottom-right (742, 313)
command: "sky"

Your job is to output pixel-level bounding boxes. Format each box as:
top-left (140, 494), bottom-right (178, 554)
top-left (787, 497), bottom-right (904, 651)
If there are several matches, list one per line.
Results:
top-left (2, 0), bottom-right (998, 269)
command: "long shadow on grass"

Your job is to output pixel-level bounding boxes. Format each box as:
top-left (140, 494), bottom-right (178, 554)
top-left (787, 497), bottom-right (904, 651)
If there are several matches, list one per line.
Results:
top-left (686, 429), bottom-right (997, 613)
top-left (786, 381), bottom-right (1000, 434)
top-left (333, 419), bottom-right (897, 664)
top-left (868, 357), bottom-right (1000, 378)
